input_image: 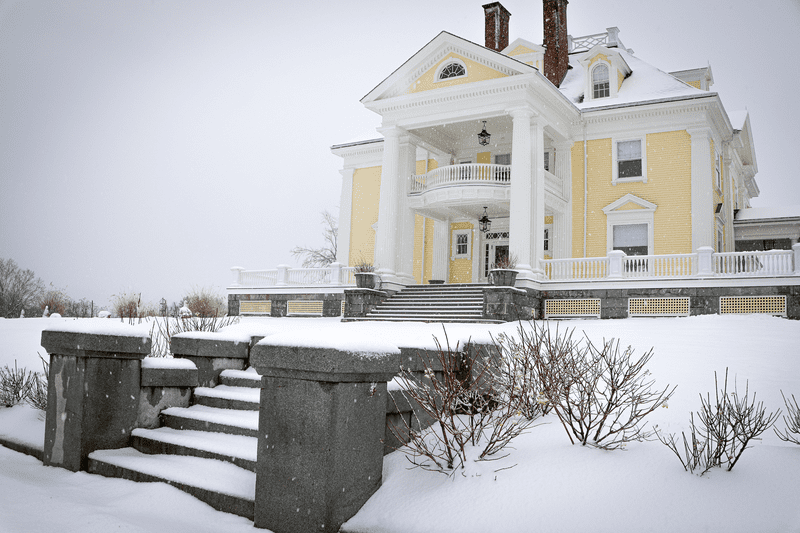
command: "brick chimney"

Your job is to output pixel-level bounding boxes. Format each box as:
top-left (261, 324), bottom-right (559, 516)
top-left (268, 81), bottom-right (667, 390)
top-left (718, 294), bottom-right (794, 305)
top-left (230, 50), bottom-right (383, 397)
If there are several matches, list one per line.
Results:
top-left (483, 2), bottom-right (511, 52)
top-left (543, 0), bottom-right (569, 87)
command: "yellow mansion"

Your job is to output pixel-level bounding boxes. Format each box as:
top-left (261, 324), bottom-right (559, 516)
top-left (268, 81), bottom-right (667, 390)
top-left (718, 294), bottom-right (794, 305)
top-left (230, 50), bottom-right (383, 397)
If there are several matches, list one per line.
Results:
top-left (331, 1), bottom-right (758, 290)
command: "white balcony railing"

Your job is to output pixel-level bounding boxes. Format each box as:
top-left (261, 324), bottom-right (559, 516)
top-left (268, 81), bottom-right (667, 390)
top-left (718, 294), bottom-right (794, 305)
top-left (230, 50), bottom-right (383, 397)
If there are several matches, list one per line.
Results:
top-left (543, 256), bottom-right (609, 280)
top-left (230, 248), bottom-right (798, 289)
top-left (231, 264), bottom-right (356, 288)
top-left (714, 250), bottom-right (794, 276)
top-left (409, 163), bottom-right (511, 194)
top-left (622, 253), bottom-right (697, 279)
top-left (541, 248), bottom-right (798, 282)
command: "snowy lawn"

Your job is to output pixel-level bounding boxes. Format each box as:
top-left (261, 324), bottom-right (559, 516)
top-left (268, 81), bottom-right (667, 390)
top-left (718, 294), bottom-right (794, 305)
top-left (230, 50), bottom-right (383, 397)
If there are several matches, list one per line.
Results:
top-left (1, 315), bottom-right (799, 532)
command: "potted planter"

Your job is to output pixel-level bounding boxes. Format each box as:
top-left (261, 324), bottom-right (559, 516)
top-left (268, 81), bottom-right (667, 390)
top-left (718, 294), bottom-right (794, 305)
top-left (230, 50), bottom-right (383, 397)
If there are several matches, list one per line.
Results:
top-left (488, 254), bottom-right (518, 286)
top-left (353, 258), bottom-right (379, 289)
top-left (489, 269), bottom-right (518, 286)
top-left (354, 272), bottom-right (379, 289)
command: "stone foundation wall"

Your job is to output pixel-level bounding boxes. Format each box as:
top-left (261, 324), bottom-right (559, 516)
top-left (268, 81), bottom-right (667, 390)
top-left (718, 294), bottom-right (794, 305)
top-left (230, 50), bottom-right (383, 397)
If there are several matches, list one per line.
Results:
top-left (538, 284), bottom-right (800, 319)
top-left (228, 293), bottom-right (345, 317)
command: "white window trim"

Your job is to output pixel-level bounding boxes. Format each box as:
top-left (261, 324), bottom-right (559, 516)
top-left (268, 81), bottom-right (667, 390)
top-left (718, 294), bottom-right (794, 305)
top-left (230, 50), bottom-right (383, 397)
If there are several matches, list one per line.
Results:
top-left (434, 59), bottom-right (468, 83)
top-left (603, 194), bottom-right (657, 255)
top-left (612, 136), bottom-right (647, 185)
top-left (451, 229), bottom-right (472, 260)
top-left (714, 151), bottom-right (722, 193)
top-left (587, 59), bottom-right (619, 100)
top-left (590, 62), bottom-right (611, 99)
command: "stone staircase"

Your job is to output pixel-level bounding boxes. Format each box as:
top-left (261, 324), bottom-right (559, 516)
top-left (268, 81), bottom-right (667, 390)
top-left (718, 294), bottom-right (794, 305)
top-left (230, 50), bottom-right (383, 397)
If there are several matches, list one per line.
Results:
top-left (87, 368), bottom-right (262, 520)
top-left (352, 283), bottom-right (503, 323)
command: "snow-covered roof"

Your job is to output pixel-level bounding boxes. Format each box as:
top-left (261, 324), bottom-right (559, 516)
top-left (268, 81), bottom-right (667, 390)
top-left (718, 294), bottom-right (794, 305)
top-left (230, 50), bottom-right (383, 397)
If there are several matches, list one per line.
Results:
top-left (735, 205), bottom-right (800, 222)
top-left (559, 48), bottom-right (709, 110)
top-left (728, 110), bottom-right (748, 131)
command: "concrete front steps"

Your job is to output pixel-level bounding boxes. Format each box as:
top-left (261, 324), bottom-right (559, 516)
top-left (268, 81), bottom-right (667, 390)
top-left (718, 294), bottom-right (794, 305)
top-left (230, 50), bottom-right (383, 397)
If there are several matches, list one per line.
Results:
top-left (87, 368), bottom-right (262, 520)
top-left (353, 283), bottom-right (504, 323)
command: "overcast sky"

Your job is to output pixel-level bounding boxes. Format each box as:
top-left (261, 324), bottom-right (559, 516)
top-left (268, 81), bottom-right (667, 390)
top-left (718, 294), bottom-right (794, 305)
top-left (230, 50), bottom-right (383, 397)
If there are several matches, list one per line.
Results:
top-left (1, 0), bottom-right (798, 309)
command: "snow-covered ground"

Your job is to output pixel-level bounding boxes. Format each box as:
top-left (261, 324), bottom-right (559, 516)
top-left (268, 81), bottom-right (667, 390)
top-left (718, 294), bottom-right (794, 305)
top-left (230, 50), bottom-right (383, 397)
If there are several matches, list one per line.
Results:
top-left (1, 315), bottom-right (799, 532)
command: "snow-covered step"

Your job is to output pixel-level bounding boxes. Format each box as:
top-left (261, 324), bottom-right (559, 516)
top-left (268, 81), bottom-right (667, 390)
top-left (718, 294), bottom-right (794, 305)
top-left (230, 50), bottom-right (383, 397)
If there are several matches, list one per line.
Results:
top-left (88, 447), bottom-right (255, 519)
top-left (131, 426), bottom-right (257, 472)
top-left (193, 385), bottom-right (260, 411)
top-left (220, 368), bottom-right (262, 389)
top-left (161, 405), bottom-right (259, 438)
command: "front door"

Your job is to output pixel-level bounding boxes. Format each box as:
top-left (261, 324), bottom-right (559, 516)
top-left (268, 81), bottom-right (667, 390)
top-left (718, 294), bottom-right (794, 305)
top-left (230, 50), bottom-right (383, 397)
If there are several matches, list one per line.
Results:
top-left (481, 235), bottom-right (509, 282)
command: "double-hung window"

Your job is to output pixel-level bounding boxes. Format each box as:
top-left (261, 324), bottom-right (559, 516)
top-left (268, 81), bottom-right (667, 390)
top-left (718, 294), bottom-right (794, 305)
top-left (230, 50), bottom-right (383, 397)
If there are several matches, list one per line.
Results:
top-left (592, 64), bottom-right (610, 99)
top-left (451, 229), bottom-right (472, 259)
top-left (617, 140), bottom-right (642, 178)
top-left (613, 138), bottom-right (646, 184)
top-left (613, 223), bottom-right (648, 256)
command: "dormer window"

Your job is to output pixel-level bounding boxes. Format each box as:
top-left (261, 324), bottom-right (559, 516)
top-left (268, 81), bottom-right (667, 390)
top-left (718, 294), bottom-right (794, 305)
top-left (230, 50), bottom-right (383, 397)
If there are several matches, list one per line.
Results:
top-left (592, 64), bottom-right (610, 98)
top-left (436, 60), bottom-right (467, 81)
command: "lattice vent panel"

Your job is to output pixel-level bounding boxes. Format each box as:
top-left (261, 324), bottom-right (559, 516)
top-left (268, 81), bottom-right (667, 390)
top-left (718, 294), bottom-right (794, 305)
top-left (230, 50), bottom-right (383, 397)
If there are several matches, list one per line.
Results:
top-left (287, 300), bottom-right (324, 316)
top-left (544, 299), bottom-right (601, 318)
top-left (719, 296), bottom-right (786, 316)
top-left (239, 300), bottom-right (271, 315)
top-left (629, 297), bottom-right (690, 317)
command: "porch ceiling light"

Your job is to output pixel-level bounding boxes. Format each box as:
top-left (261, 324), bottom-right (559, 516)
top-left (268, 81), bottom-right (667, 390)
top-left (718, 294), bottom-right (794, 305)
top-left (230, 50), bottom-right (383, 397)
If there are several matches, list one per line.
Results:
top-left (479, 206), bottom-right (492, 233)
top-left (478, 121), bottom-right (491, 146)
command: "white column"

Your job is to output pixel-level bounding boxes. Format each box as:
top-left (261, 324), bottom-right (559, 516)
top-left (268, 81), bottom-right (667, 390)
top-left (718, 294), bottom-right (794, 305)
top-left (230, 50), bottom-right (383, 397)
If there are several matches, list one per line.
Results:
top-left (509, 108), bottom-right (534, 279)
top-left (530, 118), bottom-right (546, 278)
top-left (689, 127), bottom-right (715, 252)
top-left (396, 137), bottom-right (417, 285)
top-left (553, 141), bottom-right (573, 259)
top-left (336, 168), bottom-right (354, 265)
top-left (431, 219), bottom-right (449, 281)
top-left (374, 127), bottom-right (403, 281)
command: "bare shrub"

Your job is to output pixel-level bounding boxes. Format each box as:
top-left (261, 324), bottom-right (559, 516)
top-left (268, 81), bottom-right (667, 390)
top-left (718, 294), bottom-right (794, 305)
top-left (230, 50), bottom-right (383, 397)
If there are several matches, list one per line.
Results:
top-left (495, 322), bottom-right (674, 450)
top-left (39, 285), bottom-right (69, 316)
top-left (0, 360), bottom-right (36, 407)
top-left (775, 391), bottom-right (800, 445)
top-left (26, 355), bottom-right (49, 413)
top-left (390, 332), bottom-right (537, 473)
top-left (657, 369), bottom-right (780, 474)
top-left (183, 286), bottom-right (226, 318)
top-left (149, 314), bottom-right (240, 358)
top-left (112, 292), bottom-right (141, 324)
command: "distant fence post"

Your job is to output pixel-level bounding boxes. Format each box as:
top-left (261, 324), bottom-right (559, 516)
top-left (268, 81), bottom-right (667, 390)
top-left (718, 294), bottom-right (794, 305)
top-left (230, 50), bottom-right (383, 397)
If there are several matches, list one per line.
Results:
top-left (41, 330), bottom-right (151, 471)
top-left (250, 342), bottom-right (400, 533)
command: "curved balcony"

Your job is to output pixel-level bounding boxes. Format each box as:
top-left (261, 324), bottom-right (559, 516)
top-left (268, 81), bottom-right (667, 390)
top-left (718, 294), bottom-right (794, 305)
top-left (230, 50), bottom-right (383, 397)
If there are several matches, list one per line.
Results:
top-left (409, 163), bottom-right (511, 194)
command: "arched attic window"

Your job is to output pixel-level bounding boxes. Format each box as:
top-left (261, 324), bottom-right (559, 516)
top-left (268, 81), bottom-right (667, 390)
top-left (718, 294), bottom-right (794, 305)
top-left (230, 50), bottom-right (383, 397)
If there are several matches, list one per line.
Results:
top-left (592, 63), bottom-right (610, 99)
top-left (438, 61), bottom-right (466, 80)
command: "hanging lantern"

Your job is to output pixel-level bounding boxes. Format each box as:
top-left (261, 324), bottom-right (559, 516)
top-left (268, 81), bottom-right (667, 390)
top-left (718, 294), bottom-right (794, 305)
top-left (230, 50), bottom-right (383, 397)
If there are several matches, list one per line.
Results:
top-left (479, 206), bottom-right (492, 233)
top-left (477, 121), bottom-right (491, 146)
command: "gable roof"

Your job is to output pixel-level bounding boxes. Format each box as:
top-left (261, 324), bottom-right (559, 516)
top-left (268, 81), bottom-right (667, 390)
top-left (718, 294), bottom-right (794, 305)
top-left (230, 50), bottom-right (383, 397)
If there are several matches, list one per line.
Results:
top-left (361, 31), bottom-right (538, 104)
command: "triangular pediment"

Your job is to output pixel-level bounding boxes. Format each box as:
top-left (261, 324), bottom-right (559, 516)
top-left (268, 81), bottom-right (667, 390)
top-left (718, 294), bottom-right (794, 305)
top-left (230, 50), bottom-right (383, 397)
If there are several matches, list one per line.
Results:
top-left (578, 44), bottom-right (631, 75)
top-left (361, 32), bottom-right (537, 104)
top-left (603, 194), bottom-right (657, 214)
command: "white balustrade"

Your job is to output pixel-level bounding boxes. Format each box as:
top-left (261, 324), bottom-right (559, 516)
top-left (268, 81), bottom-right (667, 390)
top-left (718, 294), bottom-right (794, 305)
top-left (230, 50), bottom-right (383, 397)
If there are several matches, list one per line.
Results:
top-left (232, 249), bottom-right (795, 288)
top-left (232, 265), bottom-right (357, 288)
top-left (541, 256), bottom-right (609, 280)
top-left (623, 253), bottom-right (697, 279)
top-left (409, 164), bottom-right (511, 194)
top-left (714, 250), bottom-right (794, 276)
